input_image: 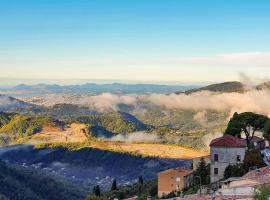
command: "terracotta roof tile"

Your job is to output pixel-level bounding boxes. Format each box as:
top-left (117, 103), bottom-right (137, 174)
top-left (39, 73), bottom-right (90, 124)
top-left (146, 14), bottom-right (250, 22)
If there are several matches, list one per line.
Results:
top-left (209, 135), bottom-right (247, 148)
top-left (242, 166), bottom-right (270, 179)
top-left (158, 168), bottom-right (193, 176)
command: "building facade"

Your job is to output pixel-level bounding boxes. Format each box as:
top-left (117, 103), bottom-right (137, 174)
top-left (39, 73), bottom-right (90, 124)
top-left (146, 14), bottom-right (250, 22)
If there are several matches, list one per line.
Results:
top-left (209, 135), bottom-right (247, 183)
top-left (158, 168), bottom-right (193, 198)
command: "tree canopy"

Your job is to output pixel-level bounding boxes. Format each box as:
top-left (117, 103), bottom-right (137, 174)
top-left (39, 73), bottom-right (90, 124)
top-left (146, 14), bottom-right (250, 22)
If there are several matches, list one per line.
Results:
top-left (225, 112), bottom-right (270, 147)
top-left (224, 164), bottom-right (245, 179)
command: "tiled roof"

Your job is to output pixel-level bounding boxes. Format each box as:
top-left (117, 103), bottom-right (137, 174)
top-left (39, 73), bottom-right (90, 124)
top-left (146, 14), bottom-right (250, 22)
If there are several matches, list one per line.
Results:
top-left (158, 168), bottom-right (193, 176)
top-left (209, 135), bottom-right (247, 148)
top-left (242, 166), bottom-right (270, 179)
top-left (164, 194), bottom-right (254, 200)
top-left (221, 166), bottom-right (270, 189)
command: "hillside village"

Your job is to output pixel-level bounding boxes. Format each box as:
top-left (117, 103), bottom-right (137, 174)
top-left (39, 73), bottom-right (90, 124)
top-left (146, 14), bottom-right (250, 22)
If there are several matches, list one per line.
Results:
top-left (154, 112), bottom-right (270, 200)
top-left (84, 112), bottom-right (270, 200)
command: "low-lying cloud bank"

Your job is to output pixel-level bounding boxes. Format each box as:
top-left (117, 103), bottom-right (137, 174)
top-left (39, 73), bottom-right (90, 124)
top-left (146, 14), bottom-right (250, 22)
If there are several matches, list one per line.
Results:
top-left (19, 89), bottom-right (270, 117)
top-left (81, 90), bottom-right (270, 118)
top-left (144, 90), bottom-right (270, 117)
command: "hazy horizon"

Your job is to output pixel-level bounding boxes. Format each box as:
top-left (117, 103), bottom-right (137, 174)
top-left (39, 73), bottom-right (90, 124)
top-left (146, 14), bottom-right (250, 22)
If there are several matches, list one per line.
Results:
top-left (0, 77), bottom-right (214, 87)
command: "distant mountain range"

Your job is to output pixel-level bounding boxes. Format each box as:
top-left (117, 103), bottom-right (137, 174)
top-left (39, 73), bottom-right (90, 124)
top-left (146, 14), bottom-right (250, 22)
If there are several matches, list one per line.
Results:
top-left (0, 83), bottom-right (199, 96)
top-left (2, 81), bottom-right (270, 97)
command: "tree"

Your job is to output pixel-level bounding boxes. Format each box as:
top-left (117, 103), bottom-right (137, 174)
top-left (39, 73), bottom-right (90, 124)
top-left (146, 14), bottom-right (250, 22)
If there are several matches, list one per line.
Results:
top-left (138, 176), bottom-right (144, 185)
top-left (194, 158), bottom-right (210, 185)
top-left (111, 179), bottom-right (117, 191)
top-left (243, 149), bottom-right (265, 172)
top-left (225, 112), bottom-right (268, 147)
top-left (263, 120), bottom-right (270, 144)
top-left (254, 186), bottom-right (270, 200)
top-left (224, 164), bottom-right (245, 179)
top-left (93, 185), bottom-right (101, 197)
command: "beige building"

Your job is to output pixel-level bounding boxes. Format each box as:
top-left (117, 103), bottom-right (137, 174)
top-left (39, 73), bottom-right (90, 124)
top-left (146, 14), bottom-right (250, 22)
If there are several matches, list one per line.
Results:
top-left (158, 168), bottom-right (193, 197)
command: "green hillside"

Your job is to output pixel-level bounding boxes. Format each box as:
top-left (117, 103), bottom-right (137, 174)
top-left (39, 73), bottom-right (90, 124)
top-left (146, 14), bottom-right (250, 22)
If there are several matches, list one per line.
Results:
top-left (0, 114), bottom-right (63, 144)
top-left (0, 112), bottom-right (13, 127)
top-left (178, 81), bottom-right (246, 94)
top-left (77, 112), bottom-right (146, 134)
top-left (0, 160), bottom-right (86, 200)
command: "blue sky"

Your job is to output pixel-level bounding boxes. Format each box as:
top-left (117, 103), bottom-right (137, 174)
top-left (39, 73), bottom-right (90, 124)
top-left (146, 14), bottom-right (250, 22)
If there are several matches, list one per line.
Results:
top-left (1, 0), bottom-right (270, 85)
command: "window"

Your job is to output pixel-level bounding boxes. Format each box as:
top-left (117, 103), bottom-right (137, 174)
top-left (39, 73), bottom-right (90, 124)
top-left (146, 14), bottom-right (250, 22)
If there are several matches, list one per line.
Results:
top-left (214, 154), bottom-right (219, 161)
top-left (214, 168), bottom-right (218, 175)
top-left (236, 155), bottom-right (241, 162)
top-left (171, 176), bottom-right (174, 179)
top-left (176, 177), bottom-right (181, 182)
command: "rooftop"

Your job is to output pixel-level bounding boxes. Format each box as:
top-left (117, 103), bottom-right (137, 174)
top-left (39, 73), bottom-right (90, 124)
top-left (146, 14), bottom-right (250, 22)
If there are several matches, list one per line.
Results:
top-left (209, 135), bottom-right (247, 148)
top-left (158, 168), bottom-right (193, 176)
top-left (222, 166), bottom-right (270, 188)
top-left (242, 166), bottom-right (270, 179)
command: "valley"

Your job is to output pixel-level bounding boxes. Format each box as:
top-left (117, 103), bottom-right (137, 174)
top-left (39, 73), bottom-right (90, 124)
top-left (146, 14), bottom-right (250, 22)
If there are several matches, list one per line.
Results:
top-left (0, 145), bottom-right (190, 190)
top-left (0, 81), bottom-right (269, 198)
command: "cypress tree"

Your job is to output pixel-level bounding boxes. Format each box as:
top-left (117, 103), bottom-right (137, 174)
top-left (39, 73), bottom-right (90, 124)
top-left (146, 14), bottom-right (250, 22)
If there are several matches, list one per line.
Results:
top-left (94, 185), bottom-right (101, 196)
top-left (111, 179), bottom-right (117, 191)
top-left (138, 176), bottom-right (143, 185)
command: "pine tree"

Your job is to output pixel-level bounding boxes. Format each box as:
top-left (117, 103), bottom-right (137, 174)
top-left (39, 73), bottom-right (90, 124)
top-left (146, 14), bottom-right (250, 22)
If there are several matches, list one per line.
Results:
top-left (194, 158), bottom-right (210, 185)
top-left (138, 176), bottom-right (143, 185)
top-left (111, 179), bottom-right (117, 191)
top-left (92, 186), bottom-right (96, 195)
top-left (94, 185), bottom-right (101, 197)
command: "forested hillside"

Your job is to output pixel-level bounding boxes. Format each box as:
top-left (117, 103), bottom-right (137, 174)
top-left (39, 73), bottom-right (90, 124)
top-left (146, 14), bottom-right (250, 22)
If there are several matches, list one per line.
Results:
top-left (0, 160), bottom-right (86, 200)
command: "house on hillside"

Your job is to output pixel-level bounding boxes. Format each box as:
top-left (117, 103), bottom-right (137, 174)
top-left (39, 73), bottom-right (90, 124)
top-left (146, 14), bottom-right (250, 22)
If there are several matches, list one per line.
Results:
top-left (209, 135), bottom-right (247, 183)
top-left (158, 168), bottom-right (193, 198)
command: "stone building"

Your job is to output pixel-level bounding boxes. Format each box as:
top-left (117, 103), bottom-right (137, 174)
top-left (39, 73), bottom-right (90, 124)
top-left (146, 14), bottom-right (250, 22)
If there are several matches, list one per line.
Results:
top-left (209, 135), bottom-right (247, 183)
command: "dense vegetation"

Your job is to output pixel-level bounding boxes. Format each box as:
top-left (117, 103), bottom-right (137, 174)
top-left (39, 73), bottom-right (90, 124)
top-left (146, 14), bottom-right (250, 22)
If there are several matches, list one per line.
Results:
top-left (254, 186), bottom-right (270, 200)
top-left (77, 112), bottom-right (146, 134)
top-left (0, 113), bottom-right (63, 145)
top-left (86, 179), bottom-right (157, 200)
top-left (0, 112), bottom-right (13, 127)
top-left (0, 160), bottom-right (86, 200)
top-left (134, 108), bottom-right (227, 149)
top-left (225, 112), bottom-right (270, 146)
top-left (224, 148), bottom-right (266, 180)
